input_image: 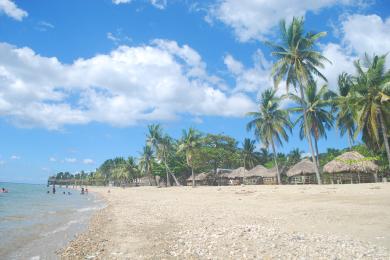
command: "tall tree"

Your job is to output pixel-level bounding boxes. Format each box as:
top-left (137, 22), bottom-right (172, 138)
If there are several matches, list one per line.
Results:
top-left (247, 89), bottom-right (292, 184)
top-left (157, 135), bottom-right (181, 186)
top-left (267, 16), bottom-right (330, 184)
top-left (178, 128), bottom-right (202, 187)
top-left (241, 138), bottom-right (258, 170)
top-left (287, 83), bottom-right (335, 169)
top-left (352, 54), bottom-right (390, 168)
top-left (139, 145), bottom-right (155, 186)
top-left (336, 72), bottom-right (356, 150)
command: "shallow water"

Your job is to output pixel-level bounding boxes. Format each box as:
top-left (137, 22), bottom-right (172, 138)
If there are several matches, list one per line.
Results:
top-left (0, 182), bottom-right (104, 260)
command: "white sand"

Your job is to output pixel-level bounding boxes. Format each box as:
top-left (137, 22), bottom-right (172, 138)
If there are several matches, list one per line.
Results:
top-left (61, 183), bottom-right (390, 259)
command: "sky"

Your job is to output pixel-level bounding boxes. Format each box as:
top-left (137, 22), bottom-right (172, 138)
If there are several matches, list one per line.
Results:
top-left (0, 0), bottom-right (389, 183)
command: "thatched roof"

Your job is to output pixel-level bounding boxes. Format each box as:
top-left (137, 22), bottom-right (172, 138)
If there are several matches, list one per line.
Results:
top-left (245, 165), bottom-right (277, 178)
top-left (222, 167), bottom-right (247, 178)
top-left (187, 172), bottom-right (209, 181)
top-left (323, 151), bottom-right (379, 174)
top-left (287, 159), bottom-right (316, 177)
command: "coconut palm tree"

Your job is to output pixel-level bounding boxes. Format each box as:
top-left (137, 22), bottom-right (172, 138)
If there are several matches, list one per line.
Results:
top-left (336, 72), bottom-right (356, 150)
top-left (352, 54), bottom-right (390, 167)
top-left (287, 83), bottom-right (335, 168)
top-left (246, 89), bottom-right (292, 184)
top-left (178, 128), bottom-right (202, 187)
top-left (139, 145), bottom-right (155, 186)
top-left (157, 135), bottom-right (181, 186)
top-left (241, 138), bottom-right (258, 170)
top-left (267, 17), bottom-right (330, 184)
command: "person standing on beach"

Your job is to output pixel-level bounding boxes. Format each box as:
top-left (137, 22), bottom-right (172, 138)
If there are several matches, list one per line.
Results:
top-left (52, 185), bottom-right (56, 194)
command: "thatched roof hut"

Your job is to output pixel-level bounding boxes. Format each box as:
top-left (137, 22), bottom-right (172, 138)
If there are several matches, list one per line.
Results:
top-left (187, 172), bottom-right (209, 181)
top-left (287, 159), bottom-right (316, 177)
top-left (323, 151), bottom-right (379, 174)
top-left (245, 165), bottom-right (269, 177)
top-left (219, 167), bottom-right (246, 179)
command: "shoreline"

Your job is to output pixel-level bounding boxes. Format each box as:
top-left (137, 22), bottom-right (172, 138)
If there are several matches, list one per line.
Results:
top-left (60, 184), bottom-right (390, 259)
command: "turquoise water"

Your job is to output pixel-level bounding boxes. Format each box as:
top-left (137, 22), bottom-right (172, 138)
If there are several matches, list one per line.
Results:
top-left (0, 183), bottom-right (104, 260)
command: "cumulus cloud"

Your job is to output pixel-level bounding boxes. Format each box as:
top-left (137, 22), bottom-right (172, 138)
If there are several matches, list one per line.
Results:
top-left (224, 50), bottom-right (272, 93)
top-left (0, 40), bottom-right (255, 129)
top-left (320, 14), bottom-right (390, 92)
top-left (83, 158), bottom-right (95, 165)
top-left (209, 0), bottom-right (370, 41)
top-left (65, 158), bottom-right (77, 163)
top-left (0, 0), bottom-right (27, 21)
top-left (341, 14), bottom-right (390, 60)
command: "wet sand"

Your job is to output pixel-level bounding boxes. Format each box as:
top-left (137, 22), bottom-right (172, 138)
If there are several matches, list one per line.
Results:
top-left (60, 183), bottom-right (390, 259)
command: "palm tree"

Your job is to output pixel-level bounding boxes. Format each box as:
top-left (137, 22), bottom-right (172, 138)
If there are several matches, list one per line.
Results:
top-left (287, 83), bottom-right (335, 169)
top-left (258, 148), bottom-right (271, 164)
top-left (139, 145), bottom-right (155, 186)
top-left (157, 135), bottom-right (181, 186)
top-left (178, 128), bottom-right (202, 187)
top-left (336, 72), bottom-right (356, 150)
top-left (352, 54), bottom-right (390, 167)
top-left (287, 148), bottom-right (302, 166)
top-left (146, 124), bottom-right (163, 186)
top-left (267, 17), bottom-right (330, 184)
top-left (247, 89), bottom-right (292, 184)
top-left (241, 138), bottom-right (258, 170)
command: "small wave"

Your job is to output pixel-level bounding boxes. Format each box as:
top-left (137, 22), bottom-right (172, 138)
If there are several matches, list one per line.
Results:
top-left (30, 256), bottom-right (40, 260)
top-left (43, 220), bottom-right (80, 236)
top-left (77, 205), bottom-right (105, 212)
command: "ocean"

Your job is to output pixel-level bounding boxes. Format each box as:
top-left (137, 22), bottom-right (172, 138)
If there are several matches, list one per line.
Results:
top-left (0, 182), bottom-right (105, 260)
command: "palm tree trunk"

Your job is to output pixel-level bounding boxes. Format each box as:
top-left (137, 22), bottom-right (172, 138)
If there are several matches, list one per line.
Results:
top-left (271, 140), bottom-right (281, 185)
top-left (191, 166), bottom-right (195, 188)
top-left (298, 85), bottom-right (322, 184)
top-left (164, 160), bottom-right (180, 186)
top-left (314, 135), bottom-right (321, 170)
top-left (347, 129), bottom-right (353, 150)
top-left (379, 110), bottom-right (390, 168)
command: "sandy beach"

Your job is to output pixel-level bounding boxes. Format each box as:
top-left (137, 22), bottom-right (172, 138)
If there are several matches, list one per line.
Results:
top-left (60, 183), bottom-right (390, 259)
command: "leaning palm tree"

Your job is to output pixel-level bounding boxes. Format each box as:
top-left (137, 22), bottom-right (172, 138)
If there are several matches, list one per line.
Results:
top-left (178, 128), bottom-right (202, 187)
top-left (336, 72), bottom-right (356, 150)
top-left (241, 138), bottom-right (258, 170)
top-left (139, 145), bottom-right (155, 186)
top-left (287, 83), bottom-right (335, 168)
top-left (267, 16), bottom-right (330, 184)
top-left (247, 89), bottom-right (292, 184)
top-left (157, 135), bottom-right (181, 186)
top-left (352, 54), bottom-right (390, 167)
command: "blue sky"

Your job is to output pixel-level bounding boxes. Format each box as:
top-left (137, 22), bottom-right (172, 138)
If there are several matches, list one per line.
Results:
top-left (0, 0), bottom-right (389, 183)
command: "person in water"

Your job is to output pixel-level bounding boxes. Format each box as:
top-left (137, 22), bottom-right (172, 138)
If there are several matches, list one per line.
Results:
top-left (85, 188), bottom-right (88, 194)
top-left (1, 187), bottom-right (8, 193)
top-left (52, 185), bottom-right (56, 194)
top-left (81, 187), bottom-right (85, 195)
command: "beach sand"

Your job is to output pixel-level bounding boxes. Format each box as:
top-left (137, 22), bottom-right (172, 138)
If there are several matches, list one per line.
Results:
top-left (60, 183), bottom-right (390, 259)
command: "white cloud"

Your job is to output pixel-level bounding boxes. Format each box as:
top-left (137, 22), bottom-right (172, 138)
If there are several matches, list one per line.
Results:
top-left (341, 14), bottom-right (390, 59)
top-left (0, 160), bottom-right (5, 165)
top-left (65, 158), bottom-right (77, 163)
top-left (10, 155), bottom-right (20, 160)
top-left (112, 0), bottom-right (167, 9)
top-left (112, 0), bottom-right (131, 4)
top-left (150, 0), bottom-right (167, 9)
top-left (319, 14), bottom-right (390, 91)
top-left (49, 157), bottom-right (57, 162)
top-left (36, 21), bottom-right (54, 32)
top-left (209, 0), bottom-right (369, 42)
top-left (0, 40), bottom-right (255, 129)
top-left (83, 158), bottom-right (95, 165)
top-left (0, 0), bottom-right (27, 21)
top-left (224, 50), bottom-right (272, 93)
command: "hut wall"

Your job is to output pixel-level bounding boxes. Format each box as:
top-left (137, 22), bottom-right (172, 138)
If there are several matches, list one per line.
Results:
top-left (216, 177), bottom-right (229, 186)
top-left (289, 174), bottom-right (317, 185)
top-left (243, 177), bottom-right (262, 185)
top-left (329, 172), bottom-right (375, 184)
top-left (262, 177), bottom-right (277, 185)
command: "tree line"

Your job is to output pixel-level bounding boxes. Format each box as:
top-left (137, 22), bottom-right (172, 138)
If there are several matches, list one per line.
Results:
top-left (49, 17), bottom-right (389, 187)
